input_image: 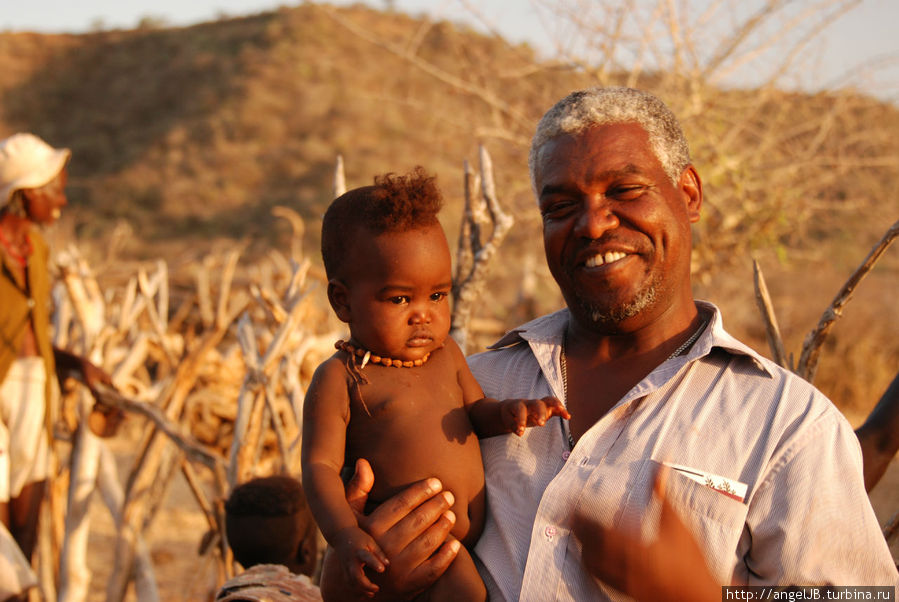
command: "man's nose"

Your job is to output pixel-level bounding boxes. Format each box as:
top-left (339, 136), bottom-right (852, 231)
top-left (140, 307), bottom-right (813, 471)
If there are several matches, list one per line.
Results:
top-left (574, 195), bottom-right (619, 239)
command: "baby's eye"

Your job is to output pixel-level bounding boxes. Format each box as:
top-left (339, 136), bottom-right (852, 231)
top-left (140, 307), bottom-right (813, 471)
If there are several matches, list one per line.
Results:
top-left (389, 296), bottom-right (410, 305)
top-left (430, 292), bottom-right (448, 302)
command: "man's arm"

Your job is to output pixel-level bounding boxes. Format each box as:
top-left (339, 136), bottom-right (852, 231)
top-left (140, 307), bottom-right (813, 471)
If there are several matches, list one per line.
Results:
top-left (318, 459), bottom-right (458, 601)
top-left (53, 347), bottom-right (123, 437)
top-left (855, 370), bottom-right (899, 492)
top-left (745, 411), bottom-right (898, 585)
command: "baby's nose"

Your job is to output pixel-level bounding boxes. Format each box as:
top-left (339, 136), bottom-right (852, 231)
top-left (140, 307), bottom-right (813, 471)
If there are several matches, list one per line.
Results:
top-left (409, 307), bottom-right (431, 324)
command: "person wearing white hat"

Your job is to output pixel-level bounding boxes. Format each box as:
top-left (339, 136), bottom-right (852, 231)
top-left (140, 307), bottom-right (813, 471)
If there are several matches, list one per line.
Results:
top-left (0, 132), bottom-right (120, 598)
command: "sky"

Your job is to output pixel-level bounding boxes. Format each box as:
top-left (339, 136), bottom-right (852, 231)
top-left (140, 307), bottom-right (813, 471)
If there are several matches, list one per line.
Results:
top-left (4, 0), bottom-right (898, 101)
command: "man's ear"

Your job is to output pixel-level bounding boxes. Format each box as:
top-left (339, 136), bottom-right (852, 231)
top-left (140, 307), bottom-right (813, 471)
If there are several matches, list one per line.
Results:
top-left (679, 165), bottom-right (703, 223)
top-left (327, 279), bottom-right (352, 323)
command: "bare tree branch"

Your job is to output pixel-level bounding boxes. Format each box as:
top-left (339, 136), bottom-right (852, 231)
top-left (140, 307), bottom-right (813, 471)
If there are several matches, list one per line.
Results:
top-left (450, 145), bottom-right (514, 352)
top-left (797, 219), bottom-right (899, 382)
top-left (752, 259), bottom-right (789, 369)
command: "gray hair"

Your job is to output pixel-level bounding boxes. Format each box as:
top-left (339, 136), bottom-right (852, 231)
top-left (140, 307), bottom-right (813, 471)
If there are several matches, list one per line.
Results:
top-left (528, 87), bottom-right (691, 190)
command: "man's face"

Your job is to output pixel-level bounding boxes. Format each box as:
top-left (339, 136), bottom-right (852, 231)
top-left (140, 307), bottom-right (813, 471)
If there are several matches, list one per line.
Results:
top-left (24, 167), bottom-right (68, 224)
top-left (534, 122), bottom-right (701, 331)
top-left (332, 223), bottom-right (453, 362)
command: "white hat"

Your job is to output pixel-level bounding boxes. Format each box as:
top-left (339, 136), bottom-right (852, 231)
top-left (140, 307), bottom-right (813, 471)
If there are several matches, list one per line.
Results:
top-left (0, 133), bottom-right (71, 209)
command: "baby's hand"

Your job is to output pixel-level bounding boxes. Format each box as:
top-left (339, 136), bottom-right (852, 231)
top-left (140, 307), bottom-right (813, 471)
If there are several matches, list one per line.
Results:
top-left (501, 396), bottom-right (570, 436)
top-left (333, 525), bottom-right (390, 596)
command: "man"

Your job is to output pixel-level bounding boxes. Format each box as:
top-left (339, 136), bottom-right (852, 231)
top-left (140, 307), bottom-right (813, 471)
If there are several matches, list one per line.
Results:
top-left (0, 133), bottom-right (119, 598)
top-left (320, 87), bottom-right (898, 600)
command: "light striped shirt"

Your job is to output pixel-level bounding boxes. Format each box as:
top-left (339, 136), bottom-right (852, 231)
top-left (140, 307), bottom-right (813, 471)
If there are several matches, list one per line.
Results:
top-left (469, 301), bottom-right (898, 601)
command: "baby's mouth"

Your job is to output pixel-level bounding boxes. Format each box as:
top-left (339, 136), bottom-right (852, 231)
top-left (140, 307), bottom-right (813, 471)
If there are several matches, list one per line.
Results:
top-left (407, 331), bottom-right (433, 347)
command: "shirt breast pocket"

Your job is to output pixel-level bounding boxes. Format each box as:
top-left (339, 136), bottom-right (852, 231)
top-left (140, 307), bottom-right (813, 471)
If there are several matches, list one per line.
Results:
top-left (623, 458), bottom-right (749, 582)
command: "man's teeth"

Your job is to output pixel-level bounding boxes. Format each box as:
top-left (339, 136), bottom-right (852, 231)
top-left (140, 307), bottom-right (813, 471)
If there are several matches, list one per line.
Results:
top-left (585, 251), bottom-right (627, 268)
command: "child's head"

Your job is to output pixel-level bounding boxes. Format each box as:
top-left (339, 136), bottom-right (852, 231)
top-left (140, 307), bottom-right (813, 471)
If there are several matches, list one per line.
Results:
top-left (224, 475), bottom-right (319, 576)
top-left (321, 167), bottom-right (452, 363)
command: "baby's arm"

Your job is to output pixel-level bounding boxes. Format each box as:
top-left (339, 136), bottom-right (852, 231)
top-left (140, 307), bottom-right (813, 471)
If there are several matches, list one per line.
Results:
top-left (469, 395), bottom-right (570, 438)
top-left (301, 358), bottom-right (388, 595)
top-left (447, 338), bottom-right (570, 438)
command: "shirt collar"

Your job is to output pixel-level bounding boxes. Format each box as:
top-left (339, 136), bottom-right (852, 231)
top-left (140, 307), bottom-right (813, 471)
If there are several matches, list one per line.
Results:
top-left (486, 300), bottom-right (774, 377)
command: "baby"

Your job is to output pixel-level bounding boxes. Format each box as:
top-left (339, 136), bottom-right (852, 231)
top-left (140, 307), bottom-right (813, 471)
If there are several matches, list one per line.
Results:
top-left (301, 167), bottom-right (568, 600)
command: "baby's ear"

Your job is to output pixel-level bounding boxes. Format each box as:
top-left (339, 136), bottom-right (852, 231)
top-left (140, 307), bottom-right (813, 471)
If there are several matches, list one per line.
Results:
top-left (327, 279), bottom-right (352, 323)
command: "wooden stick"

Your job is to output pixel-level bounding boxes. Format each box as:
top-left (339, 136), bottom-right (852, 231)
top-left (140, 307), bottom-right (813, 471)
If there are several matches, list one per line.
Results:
top-left (181, 460), bottom-right (217, 532)
top-left (58, 400), bottom-right (102, 602)
top-left (334, 154), bottom-right (346, 197)
top-left (107, 315), bottom-right (239, 601)
top-left (450, 146), bottom-right (514, 352)
top-left (271, 206), bottom-right (305, 263)
top-left (197, 259), bottom-right (215, 329)
top-left (797, 219), bottom-right (899, 382)
top-left (236, 391), bottom-right (268, 485)
top-left (96, 446), bottom-right (159, 602)
top-left (94, 386), bottom-right (226, 474)
top-left (883, 509), bottom-right (899, 543)
top-left (752, 259), bottom-right (789, 369)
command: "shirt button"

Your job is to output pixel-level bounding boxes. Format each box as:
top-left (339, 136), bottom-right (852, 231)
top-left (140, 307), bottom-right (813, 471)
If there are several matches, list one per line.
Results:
top-left (562, 450), bottom-right (570, 461)
top-left (544, 526), bottom-right (557, 541)
top-left (27, 298), bottom-right (36, 308)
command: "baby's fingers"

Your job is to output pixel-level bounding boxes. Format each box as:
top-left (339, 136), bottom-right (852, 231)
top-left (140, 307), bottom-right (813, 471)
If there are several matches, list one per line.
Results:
top-left (350, 563), bottom-right (381, 597)
top-left (357, 544), bottom-right (389, 573)
top-left (541, 396), bottom-right (570, 420)
top-left (505, 402), bottom-right (528, 436)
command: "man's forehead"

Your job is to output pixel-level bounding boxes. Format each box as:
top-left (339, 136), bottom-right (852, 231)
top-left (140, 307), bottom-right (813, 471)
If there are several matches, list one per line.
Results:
top-left (535, 123), bottom-right (658, 183)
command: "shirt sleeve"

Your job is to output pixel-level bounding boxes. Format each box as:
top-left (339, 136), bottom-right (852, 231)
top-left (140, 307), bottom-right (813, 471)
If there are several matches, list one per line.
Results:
top-left (742, 408), bottom-right (898, 586)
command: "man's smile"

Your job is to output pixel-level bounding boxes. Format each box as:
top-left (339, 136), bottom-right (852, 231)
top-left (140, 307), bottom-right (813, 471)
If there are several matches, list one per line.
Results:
top-left (583, 250), bottom-right (629, 268)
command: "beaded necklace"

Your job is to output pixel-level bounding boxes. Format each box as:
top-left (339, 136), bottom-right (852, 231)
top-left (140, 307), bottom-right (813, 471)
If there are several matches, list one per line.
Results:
top-left (335, 339), bottom-right (434, 417)
top-left (0, 225), bottom-right (32, 268)
top-left (334, 340), bottom-right (432, 368)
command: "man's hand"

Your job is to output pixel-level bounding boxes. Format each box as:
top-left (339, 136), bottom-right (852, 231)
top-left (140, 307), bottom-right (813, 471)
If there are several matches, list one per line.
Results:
top-left (501, 396), bottom-right (570, 436)
top-left (572, 464), bottom-right (719, 602)
top-left (54, 348), bottom-right (124, 438)
top-left (320, 459), bottom-right (458, 600)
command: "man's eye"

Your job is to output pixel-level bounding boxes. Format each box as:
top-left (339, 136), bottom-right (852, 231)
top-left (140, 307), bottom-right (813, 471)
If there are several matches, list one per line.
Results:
top-left (389, 296), bottom-right (409, 305)
top-left (430, 292), bottom-right (447, 302)
top-left (540, 200), bottom-right (575, 219)
top-left (610, 186), bottom-right (648, 200)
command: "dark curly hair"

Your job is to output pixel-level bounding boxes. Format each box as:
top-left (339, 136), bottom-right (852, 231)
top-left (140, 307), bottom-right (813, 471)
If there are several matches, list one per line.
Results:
top-left (321, 166), bottom-right (443, 280)
top-left (225, 475), bottom-right (306, 517)
top-left (224, 475), bottom-right (318, 572)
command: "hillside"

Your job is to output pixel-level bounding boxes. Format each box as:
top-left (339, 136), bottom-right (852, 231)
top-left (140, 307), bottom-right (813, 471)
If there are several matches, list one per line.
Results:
top-left (0, 5), bottom-right (562, 254)
top-left (1, 2), bottom-right (897, 410)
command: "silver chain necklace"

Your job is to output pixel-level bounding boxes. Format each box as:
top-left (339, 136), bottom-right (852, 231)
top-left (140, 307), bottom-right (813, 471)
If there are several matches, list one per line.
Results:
top-left (559, 316), bottom-right (708, 450)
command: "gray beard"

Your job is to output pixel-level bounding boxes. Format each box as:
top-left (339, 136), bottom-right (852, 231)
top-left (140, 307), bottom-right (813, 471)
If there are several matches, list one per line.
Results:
top-left (573, 280), bottom-right (658, 327)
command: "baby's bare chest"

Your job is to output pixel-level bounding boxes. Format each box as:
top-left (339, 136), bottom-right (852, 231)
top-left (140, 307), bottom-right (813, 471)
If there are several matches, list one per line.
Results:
top-left (343, 362), bottom-right (483, 500)
top-left (354, 367), bottom-right (463, 420)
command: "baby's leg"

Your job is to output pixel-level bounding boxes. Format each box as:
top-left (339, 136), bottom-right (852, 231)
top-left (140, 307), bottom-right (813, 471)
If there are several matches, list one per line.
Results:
top-left (417, 545), bottom-right (486, 602)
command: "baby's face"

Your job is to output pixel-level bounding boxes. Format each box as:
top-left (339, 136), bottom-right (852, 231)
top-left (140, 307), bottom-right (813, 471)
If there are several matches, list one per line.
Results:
top-left (341, 223), bottom-right (453, 362)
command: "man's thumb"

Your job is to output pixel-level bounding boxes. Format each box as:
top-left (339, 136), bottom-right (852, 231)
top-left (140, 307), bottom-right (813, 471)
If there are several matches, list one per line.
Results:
top-left (346, 457), bottom-right (374, 516)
